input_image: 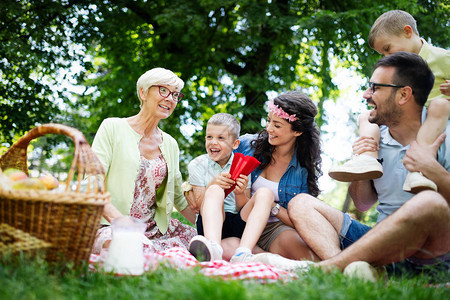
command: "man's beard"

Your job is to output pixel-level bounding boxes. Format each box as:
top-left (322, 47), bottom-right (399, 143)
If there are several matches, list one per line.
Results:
top-left (368, 91), bottom-right (402, 127)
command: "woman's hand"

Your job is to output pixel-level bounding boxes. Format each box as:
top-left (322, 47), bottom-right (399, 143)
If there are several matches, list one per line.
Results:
top-left (352, 136), bottom-right (379, 155)
top-left (102, 203), bottom-right (125, 224)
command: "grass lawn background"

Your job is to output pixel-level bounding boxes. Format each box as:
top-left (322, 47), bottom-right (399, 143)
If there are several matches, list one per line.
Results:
top-left (1, 212), bottom-right (448, 299)
top-left (1, 253), bottom-right (449, 300)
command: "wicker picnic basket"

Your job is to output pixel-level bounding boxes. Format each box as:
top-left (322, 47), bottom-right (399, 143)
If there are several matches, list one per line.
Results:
top-left (0, 124), bottom-right (110, 265)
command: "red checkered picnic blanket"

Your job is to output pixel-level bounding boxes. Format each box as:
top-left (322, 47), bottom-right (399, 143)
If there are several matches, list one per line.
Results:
top-left (89, 247), bottom-right (297, 283)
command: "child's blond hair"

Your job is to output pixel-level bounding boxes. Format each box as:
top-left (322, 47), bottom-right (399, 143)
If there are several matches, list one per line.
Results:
top-left (207, 113), bottom-right (240, 140)
top-left (368, 10), bottom-right (419, 49)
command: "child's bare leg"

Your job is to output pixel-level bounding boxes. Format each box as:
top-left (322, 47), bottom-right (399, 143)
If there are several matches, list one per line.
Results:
top-left (238, 187), bottom-right (274, 250)
top-left (416, 98), bottom-right (449, 146)
top-left (357, 111), bottom-right (380, 159)
top-left (220, 237), bottom-right (241, 260)
top-left (328, 111), bottom-right (383, 182)
top-left (188, 184), bottom-right (225, 261)
top-left (221, 238), bottom-right (266, 261)
top-left (404, 98), bottom-right (450, 193)
top-left (229, 187), bottom-right (274, 262)
top-left (200, 184), bottom-right (226, 244)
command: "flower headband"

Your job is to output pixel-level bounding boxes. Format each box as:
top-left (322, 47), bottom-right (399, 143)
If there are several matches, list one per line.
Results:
top-left (267, 99), bottom-right (298, 122)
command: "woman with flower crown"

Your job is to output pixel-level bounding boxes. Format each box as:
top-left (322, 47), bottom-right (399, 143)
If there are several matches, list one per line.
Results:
top-left (223, 91), bottom-right (323, 266)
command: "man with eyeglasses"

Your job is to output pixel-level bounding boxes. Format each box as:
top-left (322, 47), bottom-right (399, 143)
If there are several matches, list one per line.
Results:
top-left (328, 10), bottom-right (450, 194)
top-left (287, 52), bottom-right (450, 280)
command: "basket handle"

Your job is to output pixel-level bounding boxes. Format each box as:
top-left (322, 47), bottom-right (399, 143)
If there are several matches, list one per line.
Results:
top-left (0, 123), bottom-right (106, 194)
top-left (15, 123), bottom-right (87, 148)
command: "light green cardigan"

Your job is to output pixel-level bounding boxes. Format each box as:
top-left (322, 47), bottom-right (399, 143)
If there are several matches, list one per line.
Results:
top-left (91, 117), bottom-right (188, 234)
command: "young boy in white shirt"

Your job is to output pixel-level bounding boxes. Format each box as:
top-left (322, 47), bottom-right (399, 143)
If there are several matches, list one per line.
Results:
top-left (187, 113), bottom-right (274, 261)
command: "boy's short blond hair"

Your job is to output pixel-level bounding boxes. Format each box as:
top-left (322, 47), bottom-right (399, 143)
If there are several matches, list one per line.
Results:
top-left (368, 10), bottom-right (420, 49)
top-left (207, 113), bottom-right (240, 140)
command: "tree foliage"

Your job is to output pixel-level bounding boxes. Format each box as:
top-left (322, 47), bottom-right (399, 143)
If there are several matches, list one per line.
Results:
top-left (0, 1), bottom-right (82, 143)
top-left (1, 0), bottom-right (448, 165)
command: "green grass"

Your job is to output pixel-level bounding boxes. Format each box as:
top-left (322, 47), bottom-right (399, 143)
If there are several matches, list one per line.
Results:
top-left (2, 213), bottom-right (447, 299)
top-left (171, 211), bottom-right (192, 226)
top-left (1, 253), bottom-right (449, 300)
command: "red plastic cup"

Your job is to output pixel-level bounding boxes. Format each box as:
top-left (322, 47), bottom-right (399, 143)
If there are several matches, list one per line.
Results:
top-left (224, 153), bottom-right (261, 197)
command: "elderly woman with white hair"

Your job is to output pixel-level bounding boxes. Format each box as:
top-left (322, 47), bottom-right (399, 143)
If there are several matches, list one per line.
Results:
top-left (92, 67), bottom-right (197, 253)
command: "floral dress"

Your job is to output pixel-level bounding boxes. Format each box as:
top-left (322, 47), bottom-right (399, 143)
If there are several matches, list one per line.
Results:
top-left (93, 154), bottom-right (196, 254)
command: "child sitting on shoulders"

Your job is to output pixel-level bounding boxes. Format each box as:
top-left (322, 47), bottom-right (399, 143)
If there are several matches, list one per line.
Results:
top-left (329, 10), bottom-right (449, 193)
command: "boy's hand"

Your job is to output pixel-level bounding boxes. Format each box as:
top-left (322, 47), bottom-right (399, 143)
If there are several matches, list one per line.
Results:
top-left (440, 80), bottom-right (450, 97)
top-left (234, 174), bottom-right (249, 195)
top-left (212, 172), bottom-right (235, 190)
top-left (352, 136), bottom-right (379, 155)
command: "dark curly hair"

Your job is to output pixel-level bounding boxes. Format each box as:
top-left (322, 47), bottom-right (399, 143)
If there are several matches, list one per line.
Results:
top-left (251, 91), bottom-right (322, 197)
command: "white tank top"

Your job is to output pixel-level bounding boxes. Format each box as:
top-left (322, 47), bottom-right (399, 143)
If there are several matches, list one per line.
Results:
top-left (252, 176), bottom-right (279, 222)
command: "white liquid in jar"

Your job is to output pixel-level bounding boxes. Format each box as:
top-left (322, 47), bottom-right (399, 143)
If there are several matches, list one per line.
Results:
top-left (103, 231), bottom-right (145, 275)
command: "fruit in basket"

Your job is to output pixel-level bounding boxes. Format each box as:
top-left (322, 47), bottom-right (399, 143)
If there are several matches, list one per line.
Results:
top-left (0, 171), bottom-right (12, 190)
top-left (12, 178), bottom-right (46, 190)
top-left (1, 168), bottom-right (59, 190)
top-left (39, 174), bottom-right (59, 190)
top-left (3, 168), bottom-right (28, 181)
